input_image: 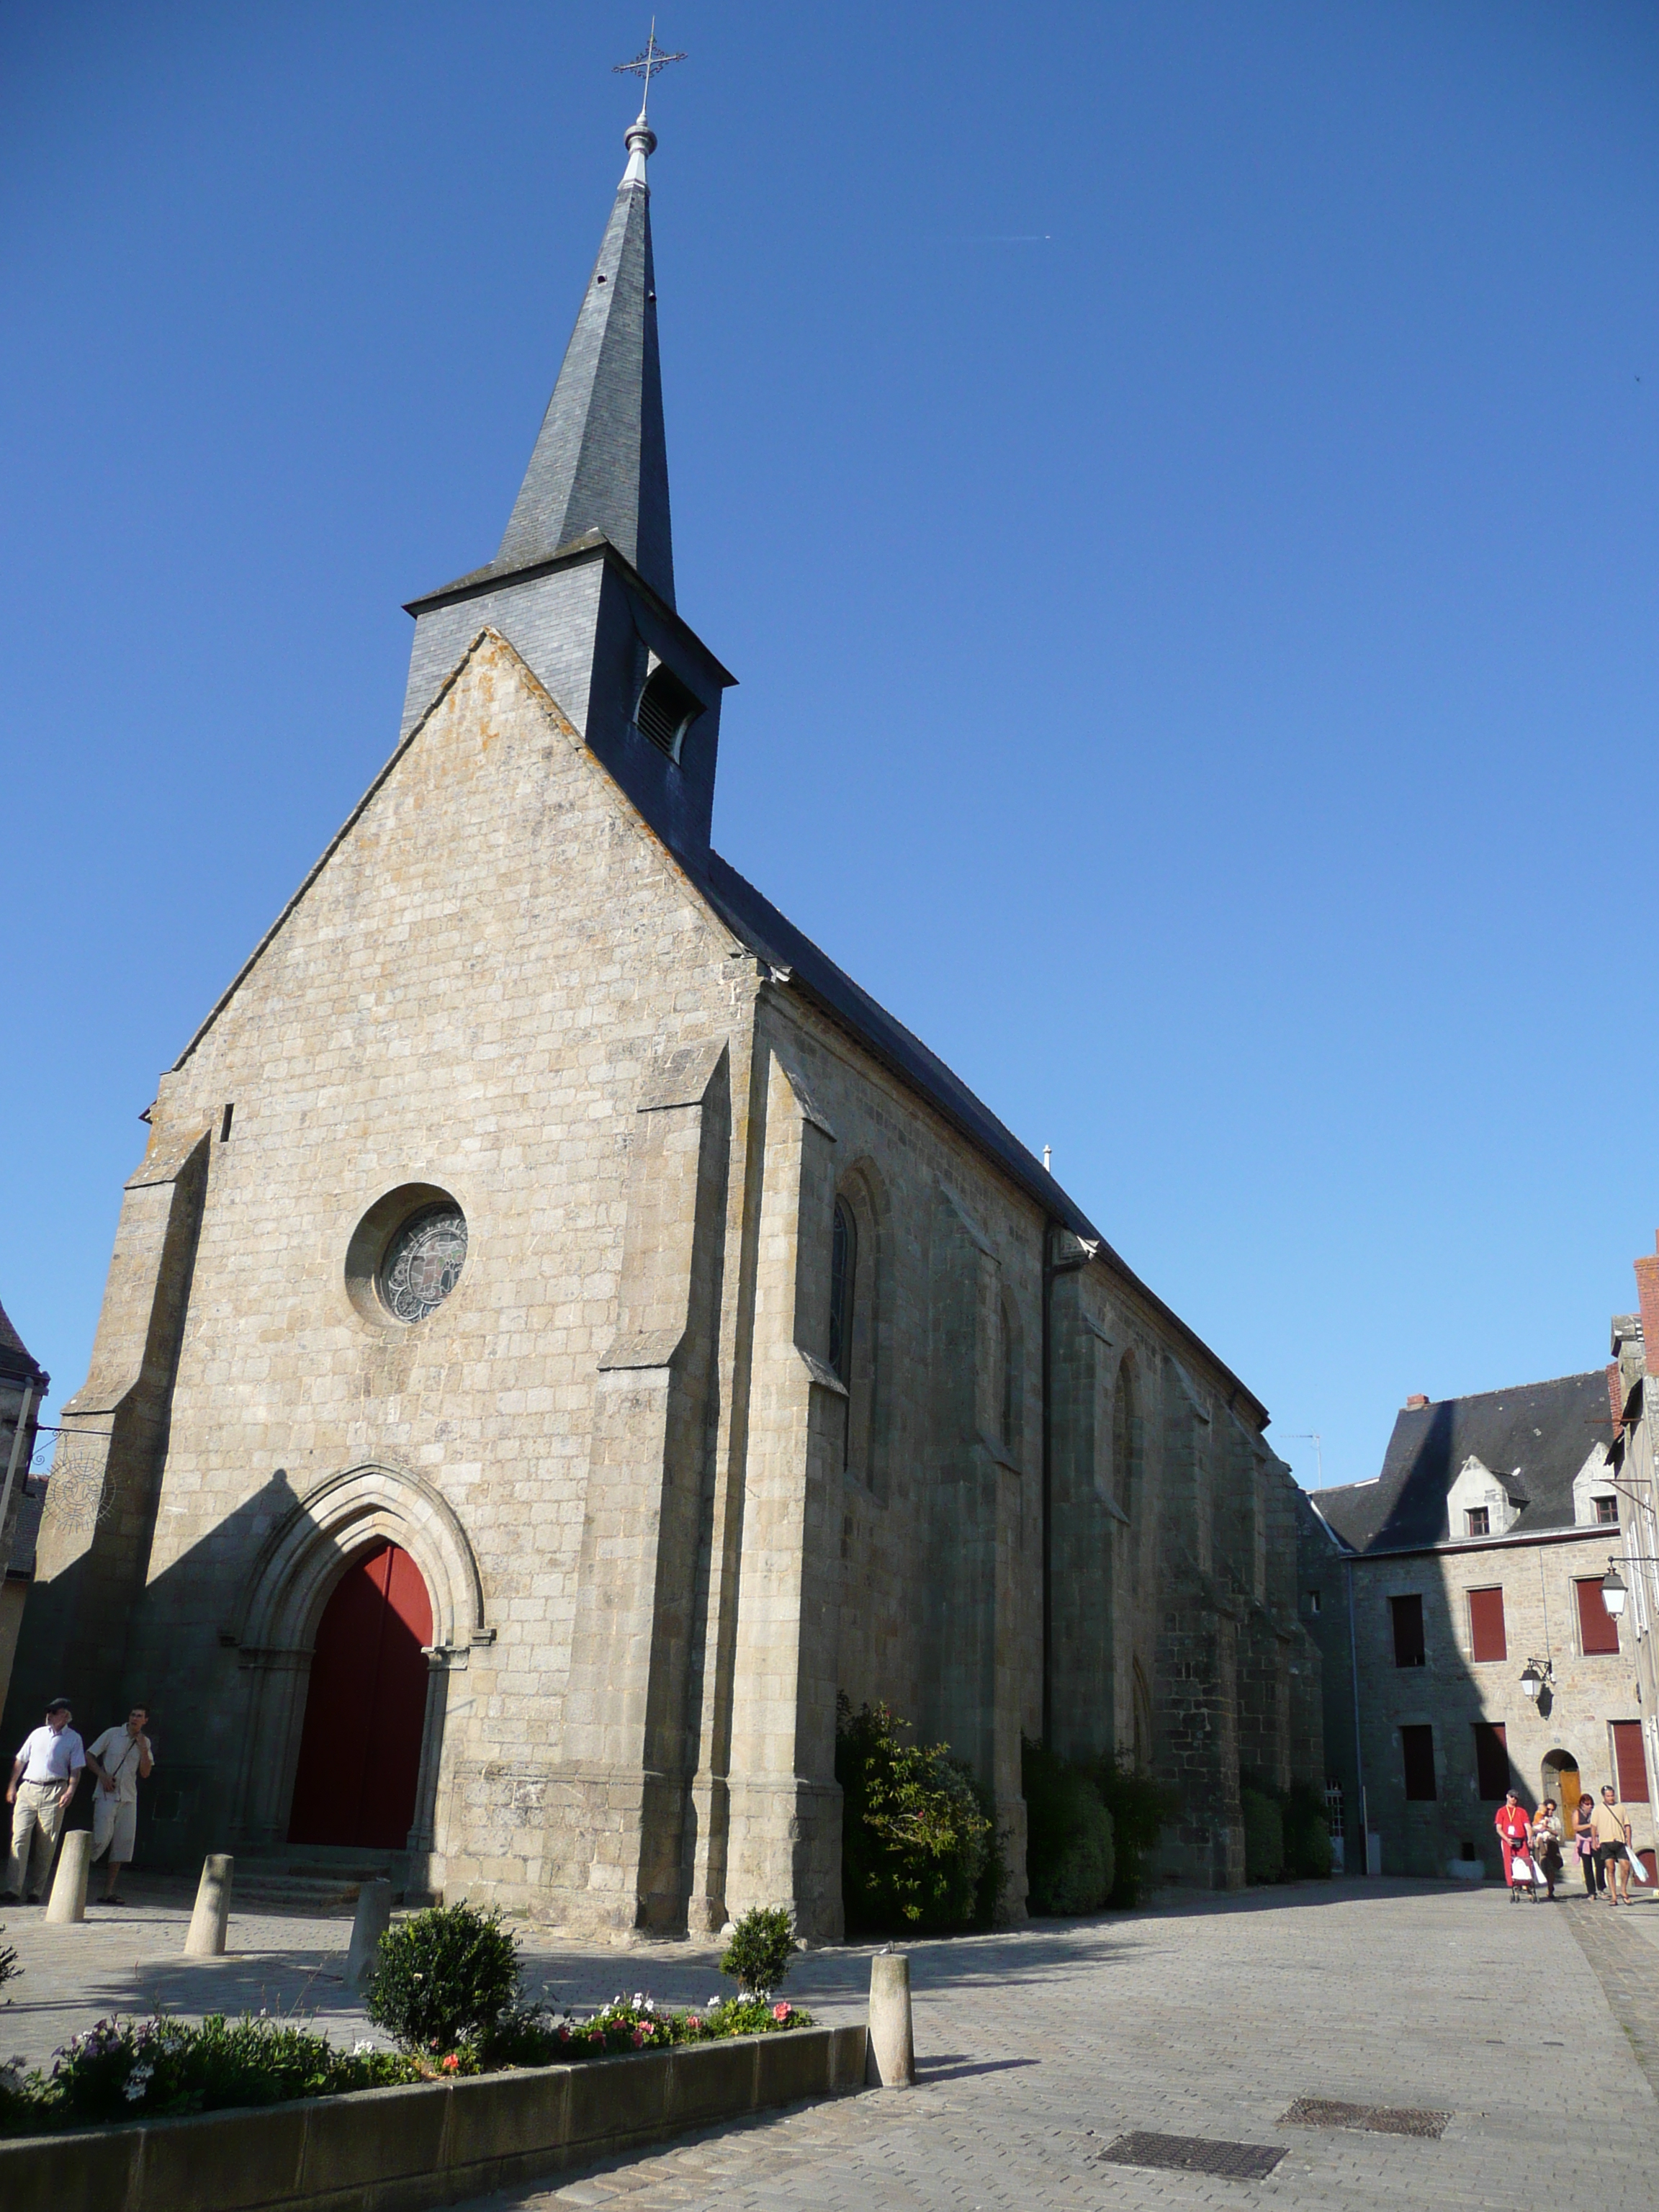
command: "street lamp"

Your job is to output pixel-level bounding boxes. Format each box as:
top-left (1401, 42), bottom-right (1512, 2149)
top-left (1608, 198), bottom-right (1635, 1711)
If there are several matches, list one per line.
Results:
top-left (1520, 1662), bottom-right (1543, 1700)
top-left (1602, 1566), bottom-right (1628, 1620)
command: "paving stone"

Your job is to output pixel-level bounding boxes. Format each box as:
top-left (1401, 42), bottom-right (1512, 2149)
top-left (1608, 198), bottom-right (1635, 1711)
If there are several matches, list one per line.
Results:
top-left (4, 1876), bottom-right (1655, 2208)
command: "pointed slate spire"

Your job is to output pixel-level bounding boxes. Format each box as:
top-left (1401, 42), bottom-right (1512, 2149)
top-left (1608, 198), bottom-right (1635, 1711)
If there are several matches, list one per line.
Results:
top-left (494, 109), bottom-right (675, 607)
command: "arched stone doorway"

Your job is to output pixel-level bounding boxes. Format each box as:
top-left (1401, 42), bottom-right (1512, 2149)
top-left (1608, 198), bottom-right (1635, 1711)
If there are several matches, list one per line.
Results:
top-left (227, 1462), bottom-right (487, 1887)
top-left (288, 1542), bottom-right (433, 1848)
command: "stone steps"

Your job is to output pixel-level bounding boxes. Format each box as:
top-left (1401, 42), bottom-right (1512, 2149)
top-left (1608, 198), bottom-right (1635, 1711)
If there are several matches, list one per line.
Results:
top-left (232, 1853), bottom-right (400, 1913)
top-left (233, 1873), bottom-right (365, 1912)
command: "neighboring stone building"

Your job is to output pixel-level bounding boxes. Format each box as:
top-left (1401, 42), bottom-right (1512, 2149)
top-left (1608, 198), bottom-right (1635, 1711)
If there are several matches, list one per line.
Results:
top-left (1300, 1369), bottom-right (1653, 1883)
top-left (1601, 1238), bottom-right (1659, 1805)
top-left (6, 96), bottom-right (1318, 1931)
top-left (0, 1298), bottom-right (48, 1717)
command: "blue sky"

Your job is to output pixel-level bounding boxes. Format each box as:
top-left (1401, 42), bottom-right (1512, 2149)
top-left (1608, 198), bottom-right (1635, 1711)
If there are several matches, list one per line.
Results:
top-left (1, 1), bottom-right (1655, 1490)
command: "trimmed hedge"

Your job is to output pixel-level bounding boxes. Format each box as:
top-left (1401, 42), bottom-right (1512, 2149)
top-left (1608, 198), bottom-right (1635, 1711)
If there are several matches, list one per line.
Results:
top-left (1239, 1772), bottom-right (1333, 1882)
top-left (1093, 1755), bottom-right (1179, 1906)
top-left (1241, 1789), bottom-right (1285, 1883)
top-left (1022, 1742), bottom-right (1115, 1915)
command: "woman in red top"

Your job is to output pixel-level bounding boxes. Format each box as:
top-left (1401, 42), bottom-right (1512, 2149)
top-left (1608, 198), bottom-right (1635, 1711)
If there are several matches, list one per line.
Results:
top-left (1495, 1791), bottom-right (1532, 1898)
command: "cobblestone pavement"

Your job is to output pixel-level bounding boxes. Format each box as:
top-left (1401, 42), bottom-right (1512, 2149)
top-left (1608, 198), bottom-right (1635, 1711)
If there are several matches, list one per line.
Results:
top-left (1562, 1890), bottom-right (1659, 2097)
top-left (3, 1879), bottom-right (1656, 2206)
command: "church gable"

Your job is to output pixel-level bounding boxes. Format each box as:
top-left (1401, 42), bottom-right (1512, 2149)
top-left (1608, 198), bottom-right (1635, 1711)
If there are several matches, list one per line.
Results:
top-left (169, 625), bottom-right (735, 1094)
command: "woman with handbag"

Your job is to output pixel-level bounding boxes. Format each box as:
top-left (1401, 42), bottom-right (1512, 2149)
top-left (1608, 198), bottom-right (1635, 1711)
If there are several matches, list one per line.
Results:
top-left (1575, 1795), bottom-right (1604, 1898)
top-left (1529, 1800), bottom-right (1563, 1900)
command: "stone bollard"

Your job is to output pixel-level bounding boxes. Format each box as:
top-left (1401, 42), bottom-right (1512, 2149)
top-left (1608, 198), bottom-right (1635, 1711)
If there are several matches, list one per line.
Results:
top-left (866, 1948), bottom-right (915, 2087)
top-left (184, 1854), bottom-right (234, 1957)
top-left (344, 1878), bottom-right (393, 1993)
top-left (44, 1829), bottom-right (91, 1924)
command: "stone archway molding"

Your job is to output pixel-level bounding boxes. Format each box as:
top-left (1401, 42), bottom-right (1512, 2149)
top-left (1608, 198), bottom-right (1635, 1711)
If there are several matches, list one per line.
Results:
top-left (230, 1460), bottom-right (488, 1659)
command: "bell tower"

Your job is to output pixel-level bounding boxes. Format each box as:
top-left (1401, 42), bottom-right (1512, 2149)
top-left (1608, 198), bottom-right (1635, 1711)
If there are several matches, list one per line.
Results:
top-left (400, 47), bottom-right (733, 860)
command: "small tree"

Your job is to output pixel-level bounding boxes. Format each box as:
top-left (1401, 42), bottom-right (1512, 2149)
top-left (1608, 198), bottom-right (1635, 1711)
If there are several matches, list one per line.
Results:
top-left (837, 1697), bottom-right (992, 1933)
top-left (366, 1903), bottom-right (522, 2054)
top-left (719, 1906), bottom-right (796, 1997)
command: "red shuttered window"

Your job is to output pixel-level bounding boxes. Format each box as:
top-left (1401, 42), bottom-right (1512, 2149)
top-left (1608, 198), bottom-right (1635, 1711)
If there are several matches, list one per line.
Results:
top-left (1467, 1586), bottom-right (1506, 1663)
top-left (1576, 1578), bottom-right (1621, 1656)
top-left (1612, 1720), bottom-right (1650, 1804)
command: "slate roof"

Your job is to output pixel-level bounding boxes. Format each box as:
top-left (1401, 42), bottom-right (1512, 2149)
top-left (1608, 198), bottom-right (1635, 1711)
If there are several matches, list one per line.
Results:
top-left (694, 851), bottom-right (1268, 1424)
top-left (0, 1296), bottom-right (47, 1389)
top-left (431, 145), bottom-right (673, 610)
top-left (1312, 1370), bottom-right (1614, 1555)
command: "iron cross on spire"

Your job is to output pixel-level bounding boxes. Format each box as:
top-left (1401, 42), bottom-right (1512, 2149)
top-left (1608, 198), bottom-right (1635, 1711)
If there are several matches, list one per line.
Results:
top-left (613, 19), bottom-right (686, 121)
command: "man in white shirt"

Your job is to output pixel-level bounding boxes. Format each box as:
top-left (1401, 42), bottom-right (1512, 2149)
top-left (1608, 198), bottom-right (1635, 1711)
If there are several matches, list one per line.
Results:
top-left (3, 1698), bottom-right (86, 1903)
top-left (86, 1707), bottom-right (154, 1905)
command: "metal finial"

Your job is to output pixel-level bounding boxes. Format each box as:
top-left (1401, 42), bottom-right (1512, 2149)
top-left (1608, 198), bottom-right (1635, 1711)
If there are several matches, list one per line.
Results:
top-left (613, 17), bottom-right (686, 125)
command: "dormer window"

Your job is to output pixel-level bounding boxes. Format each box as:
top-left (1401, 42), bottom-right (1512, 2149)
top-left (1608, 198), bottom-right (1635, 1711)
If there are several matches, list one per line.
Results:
top-left (1594, 1495), bottom-right (1619, 1527)
top-left (634, 663), bottom-right (703, 760)
top-left (1465, 1506), bottom-right (1489, 1538)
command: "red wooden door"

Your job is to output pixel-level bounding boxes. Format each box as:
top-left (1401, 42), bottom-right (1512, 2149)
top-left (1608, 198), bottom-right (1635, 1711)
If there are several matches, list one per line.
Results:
top-left (287, 1542), bottom-right (433, 1849)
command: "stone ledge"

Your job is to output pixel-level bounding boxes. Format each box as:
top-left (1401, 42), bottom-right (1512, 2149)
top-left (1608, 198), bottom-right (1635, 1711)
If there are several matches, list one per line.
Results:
top-left (0, 2024), bottom-right (867, 2212)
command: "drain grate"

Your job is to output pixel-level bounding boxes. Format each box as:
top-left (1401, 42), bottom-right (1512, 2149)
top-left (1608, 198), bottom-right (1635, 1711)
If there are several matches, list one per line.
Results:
top-left (1098, 2131), bottom-right (1287, 2180)
top-left (1281, 2098), bottom-right (1449, 2139)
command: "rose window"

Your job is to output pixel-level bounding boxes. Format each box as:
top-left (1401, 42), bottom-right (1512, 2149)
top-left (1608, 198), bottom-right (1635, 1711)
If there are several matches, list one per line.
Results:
top-left (379, 1207), bottom-right (467, 1323)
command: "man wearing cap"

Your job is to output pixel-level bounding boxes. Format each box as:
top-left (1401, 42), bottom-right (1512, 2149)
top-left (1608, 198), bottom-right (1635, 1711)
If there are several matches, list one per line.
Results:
top-left (2, 1698), bottom-right (86, 1903)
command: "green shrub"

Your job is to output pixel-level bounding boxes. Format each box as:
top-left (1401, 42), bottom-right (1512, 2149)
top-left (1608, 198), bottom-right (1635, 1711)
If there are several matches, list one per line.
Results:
top-left (367, 1903), bottom-right (523, 2054)
top-left (1092, 1755), bottom-right (1179, 1906)
top-left (1282, 1781), bottom-right (1334, 1879)
top-left (0, 1932), bottom-right (17, 2000)
top-left (1022, 1740), bottom-right (1115, 1915)
top-left (1241, 1788), bottom-right (1285, 1883)
top-left (719, 1905), bottom-right (796, 1997)
top-left (837, 1696), bottom-right (992, 1934)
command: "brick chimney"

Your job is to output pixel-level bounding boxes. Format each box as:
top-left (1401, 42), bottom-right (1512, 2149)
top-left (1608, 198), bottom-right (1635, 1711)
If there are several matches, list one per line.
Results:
top-left (1607, 1361), bottom-right (1627, 1439)
top-left (1634, 1249), bottom-right (1659, 1382)
top-left (1405, 1393), bottom-right (1430, 1411)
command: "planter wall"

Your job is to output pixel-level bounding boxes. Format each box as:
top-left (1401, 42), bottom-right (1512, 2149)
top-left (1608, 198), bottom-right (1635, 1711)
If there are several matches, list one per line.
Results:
top-left (1, 2023), bottom-right (868, 2212)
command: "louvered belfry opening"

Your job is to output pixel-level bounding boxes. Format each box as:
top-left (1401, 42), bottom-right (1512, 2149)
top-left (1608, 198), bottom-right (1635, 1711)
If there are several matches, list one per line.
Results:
top-left (634, 662), bottom-right (703, 757)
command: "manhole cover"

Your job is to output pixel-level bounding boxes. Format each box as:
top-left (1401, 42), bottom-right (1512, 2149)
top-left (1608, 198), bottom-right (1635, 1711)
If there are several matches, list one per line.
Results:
top-left (1281, 2098), bottom-right (1449, 2139)
top-left (1098, 2131), bottom-right (1287, 2180)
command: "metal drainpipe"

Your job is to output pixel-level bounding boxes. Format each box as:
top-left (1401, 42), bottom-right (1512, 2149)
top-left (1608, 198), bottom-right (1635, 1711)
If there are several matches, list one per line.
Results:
top-left (1345, 1554), bottom-right (1367, 1874)
top-left (1041, 1226), bottom-right (1054, 1747)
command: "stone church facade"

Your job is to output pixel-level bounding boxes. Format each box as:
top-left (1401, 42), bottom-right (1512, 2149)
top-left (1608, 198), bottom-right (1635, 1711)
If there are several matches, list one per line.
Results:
top-left (7, 102), bottom-right (1320, 1936)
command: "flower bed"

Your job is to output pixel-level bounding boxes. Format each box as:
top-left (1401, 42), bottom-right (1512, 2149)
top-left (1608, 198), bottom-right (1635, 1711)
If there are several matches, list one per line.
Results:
top-left (0, 2021), bottom-right (867, 2212)
top-left (0, 1995), bottom-right (813, 2138)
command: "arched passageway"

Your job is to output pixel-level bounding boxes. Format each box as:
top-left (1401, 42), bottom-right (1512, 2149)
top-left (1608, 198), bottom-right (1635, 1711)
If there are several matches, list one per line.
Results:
top-left (287, 1541), bottom-right (433, 1848)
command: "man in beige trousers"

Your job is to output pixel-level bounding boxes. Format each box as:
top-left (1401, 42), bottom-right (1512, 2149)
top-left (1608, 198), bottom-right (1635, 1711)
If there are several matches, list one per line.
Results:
top-left (2, 1698), bottom-right (86, 1903)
